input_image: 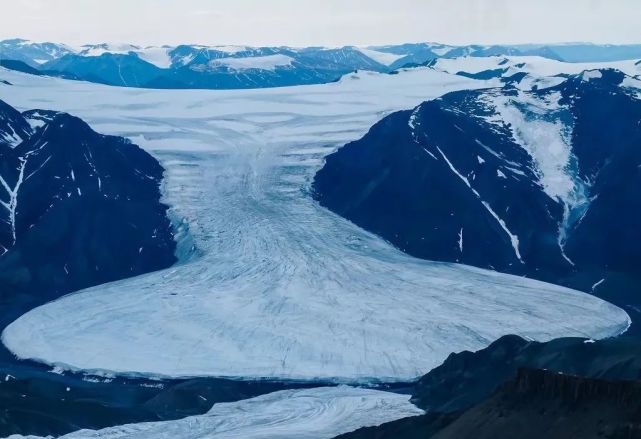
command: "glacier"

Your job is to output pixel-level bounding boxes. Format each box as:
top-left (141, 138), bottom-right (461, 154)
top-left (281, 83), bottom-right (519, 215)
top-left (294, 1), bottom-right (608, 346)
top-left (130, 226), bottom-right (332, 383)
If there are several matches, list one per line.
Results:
top-left (0, 62), bottom-right (631, 381)
top-left (4, 386), bottom-right (424, 439)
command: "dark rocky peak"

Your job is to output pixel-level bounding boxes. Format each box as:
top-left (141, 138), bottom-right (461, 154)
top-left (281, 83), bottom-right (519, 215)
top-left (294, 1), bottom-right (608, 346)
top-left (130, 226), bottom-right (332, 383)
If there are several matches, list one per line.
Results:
top-left (427, 368), bottom-right (641, 439)
top-left (21, 108), bottom-right (61, 128)
top-left (412, 334), bottom-right (641, 413)
top-left (0, 99), bottom-right (32, 148)
top-left (559, 68), bottom-right (626, 97)
top-left (0, 98), bottom-right (175, 303)
top-left (551, 69), bottom-right (641, 182)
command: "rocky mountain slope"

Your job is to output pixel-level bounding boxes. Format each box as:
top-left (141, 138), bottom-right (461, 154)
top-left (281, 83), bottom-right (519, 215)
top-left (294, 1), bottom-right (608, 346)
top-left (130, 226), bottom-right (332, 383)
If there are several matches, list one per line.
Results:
top-left (0, 98), bottom-right (176, 326)
top-left (313, 68), bottom-right (641, 330)
top-left (337, 335), bottom-right (641, 439)
top-left (430, 368), bottom-right (641, 439)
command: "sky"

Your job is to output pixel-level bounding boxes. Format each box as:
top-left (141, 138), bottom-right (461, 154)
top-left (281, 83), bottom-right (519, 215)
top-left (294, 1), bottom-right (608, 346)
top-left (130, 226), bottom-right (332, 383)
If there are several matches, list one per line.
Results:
top-left (0, 0), bottom-right (640, 47)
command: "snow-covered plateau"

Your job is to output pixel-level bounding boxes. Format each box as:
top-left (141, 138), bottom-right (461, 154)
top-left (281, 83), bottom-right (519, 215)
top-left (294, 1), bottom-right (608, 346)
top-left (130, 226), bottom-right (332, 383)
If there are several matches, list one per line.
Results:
top-left (5, 386), bottom-right (424, 439)
top-left (0, 60), bottom-right (631, 382)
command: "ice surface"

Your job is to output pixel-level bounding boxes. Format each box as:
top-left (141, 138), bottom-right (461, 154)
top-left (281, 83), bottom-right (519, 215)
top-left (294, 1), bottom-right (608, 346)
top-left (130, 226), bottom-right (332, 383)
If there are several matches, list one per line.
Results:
top-left (0, 64), bottom-right (630, 381)
top-left (432, 55), bottom-right (641, 77)
top-left (135, 47), bottom-right (173, 68)
top-left (581, 70), bottom-right (603, 81)
top-left (211, 45), bottom-right (250, 54)
top-left (481, 90), bottom-right (584, 204)
top-left (74, 44), bottom-right (175, 68)
top-left (209, 54), bottom-right (294, 71)
top-left (356, 48), bottom-right (404, 66)
top-left (430, 45), bottom-right (455, 56)
top-left (78, 43), bottom-right (140, 57)
top-left (5, 386), bottom-right (423, 439)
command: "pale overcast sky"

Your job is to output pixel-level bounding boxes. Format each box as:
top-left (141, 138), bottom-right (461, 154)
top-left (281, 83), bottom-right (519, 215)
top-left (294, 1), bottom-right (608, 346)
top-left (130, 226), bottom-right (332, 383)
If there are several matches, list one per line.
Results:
top-left (1, 0), bottom-right (640, 47)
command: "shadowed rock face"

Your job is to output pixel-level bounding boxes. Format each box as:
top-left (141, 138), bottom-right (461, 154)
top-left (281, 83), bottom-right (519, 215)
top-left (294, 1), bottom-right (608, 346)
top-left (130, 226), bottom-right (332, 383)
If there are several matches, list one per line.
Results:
top-left (412, 334), bottom-right (641, 413)
top-left (428, 368), bottom-right (641, 439)
top-left (313, 69), bottom-right (641, 330)
top-left (0, 100), bottom-right (176, 316)
top-left (507, 367), bottom-right (641, 405)
top-left (337, 337), bottom-right (641, 439)
top-left (334, 412), bottom-right (459, 439)
top-left (0, 99), bottom-right (31, 148)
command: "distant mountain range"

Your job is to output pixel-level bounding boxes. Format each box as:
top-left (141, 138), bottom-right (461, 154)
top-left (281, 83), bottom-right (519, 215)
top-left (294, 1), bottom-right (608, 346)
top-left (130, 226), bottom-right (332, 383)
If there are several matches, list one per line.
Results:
top-left (2, 38), bottom-right (641, 89)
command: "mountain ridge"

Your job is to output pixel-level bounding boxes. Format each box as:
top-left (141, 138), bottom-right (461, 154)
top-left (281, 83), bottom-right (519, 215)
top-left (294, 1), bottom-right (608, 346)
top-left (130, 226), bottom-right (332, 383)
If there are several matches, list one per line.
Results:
top-left (3, 39), bottom-right (641, 89)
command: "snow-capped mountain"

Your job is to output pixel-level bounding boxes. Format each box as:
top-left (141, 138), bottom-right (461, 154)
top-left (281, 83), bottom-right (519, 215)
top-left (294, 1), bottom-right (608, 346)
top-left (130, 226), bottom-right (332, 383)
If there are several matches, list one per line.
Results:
top-left (0, 99), bottom-right (31, 148)
top-left (313, 66), bottom-right (641, 329)
top-left (3, 39), bottom-right (641, 89)
top-left (32, 44), bottom-right (390, 89)
top-left (374, 42), bottom-right (641, 70)
top-left (0, 38), bottom-right (74, 67)
top-left (0, 99), bottom-right (176, 319)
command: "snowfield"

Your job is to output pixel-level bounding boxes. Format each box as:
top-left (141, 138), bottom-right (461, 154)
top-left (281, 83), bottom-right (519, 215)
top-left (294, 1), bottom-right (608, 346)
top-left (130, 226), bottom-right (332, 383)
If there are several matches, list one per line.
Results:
top-left (430, 55), bottom-right (641, 77)
top-left (208, 54), bottom-right (295, 71)
top-left (0, 62), bottom-right (631, 381)
top-left (6, 386), bottom-right (423, 439)
top-left (356, 47), bottom-right (404, 66)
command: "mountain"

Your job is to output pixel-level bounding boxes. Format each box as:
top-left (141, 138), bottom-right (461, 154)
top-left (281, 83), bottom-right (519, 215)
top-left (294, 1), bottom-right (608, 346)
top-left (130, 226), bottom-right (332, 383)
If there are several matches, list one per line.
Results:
top-left (377, 43), bottom-right (641, 70)
top-left (0, 99), bottom-right (31, 148)
top-left (342, 369), bottom-right (641, 439)
top-left (412, 334), bottom-right (641, 413)
top-left (0, 99), bottom-right (176, 329)
top-left (38, 44), bottom-right (389, 89)
top-left (313, 68), bottom-right (641, 330)
top-left (337, 335), bottom-right (641, 439)
top-left (0, 39), bottom-right (74, 67)
top-left (0, 59), bottom-right (80, 80)
top-left (42, 52), bottom-right (165, 87)
top-left (3, 39), bottom-right (641, 90)
top-left (534, 43), bottom-right (641, 63)
top-left (428, 368), bottom-right (641, 439)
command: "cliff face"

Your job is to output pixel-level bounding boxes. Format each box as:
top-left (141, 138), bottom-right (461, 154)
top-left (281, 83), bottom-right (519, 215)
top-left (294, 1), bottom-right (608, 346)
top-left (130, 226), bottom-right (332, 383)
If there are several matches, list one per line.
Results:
top-left (337, 368), bottom-right (641, 439)
top-left (412, 334), bottom-right (641, 413)
top-left (337, 336), bottom-right (641, 439)
top-left (431, 368), bottom-right (641, 439)
top-left (508, 368), bottom-right (641, 406)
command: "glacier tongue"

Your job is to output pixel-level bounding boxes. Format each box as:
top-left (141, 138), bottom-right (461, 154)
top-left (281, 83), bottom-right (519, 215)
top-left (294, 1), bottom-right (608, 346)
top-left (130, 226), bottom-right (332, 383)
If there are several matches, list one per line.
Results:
top-left (5, 386), bottom-right (424, 439)
top-left (0, 65), bottom-right (630, 381)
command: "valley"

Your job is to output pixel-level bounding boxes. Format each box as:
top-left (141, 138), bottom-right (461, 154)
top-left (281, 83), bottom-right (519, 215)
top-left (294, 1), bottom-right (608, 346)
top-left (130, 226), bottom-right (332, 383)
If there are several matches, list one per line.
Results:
top-left (0, 52), bottom-right (639, 437)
